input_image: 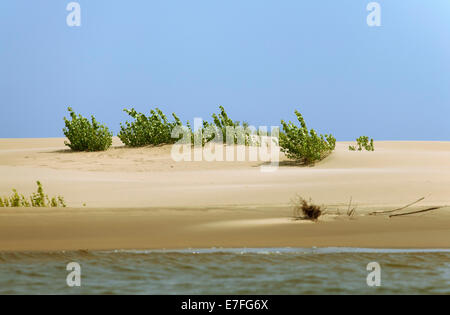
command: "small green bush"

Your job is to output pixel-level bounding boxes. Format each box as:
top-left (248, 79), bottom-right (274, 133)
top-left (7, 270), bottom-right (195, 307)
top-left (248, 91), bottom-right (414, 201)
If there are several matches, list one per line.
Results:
top-left (0, 181), bottom-right (66, 208)
top-left (185, 105), bottom-right (258, 146)
top-left (279, 110), bottom-right (336, 164)
top-left (63, 107), bottom-right (113, 151)
top-left (209, 106), bottom-right (258, 146)
top-left (119, 106), bottom-right (258, 147)
top-left (349, 136), bottom-right (374, 151)
top-left (118, 108), bottom-right (183, 147)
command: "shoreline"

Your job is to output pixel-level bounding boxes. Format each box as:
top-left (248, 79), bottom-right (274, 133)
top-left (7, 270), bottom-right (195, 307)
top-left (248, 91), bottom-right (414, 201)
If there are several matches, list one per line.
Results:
top-left (2, 247), bottom-right (450, 254)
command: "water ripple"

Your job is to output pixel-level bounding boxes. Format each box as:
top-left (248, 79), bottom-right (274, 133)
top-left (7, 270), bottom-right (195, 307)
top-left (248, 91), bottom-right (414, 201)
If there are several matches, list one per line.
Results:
top-left (0, 248), bottom-right (449, 294)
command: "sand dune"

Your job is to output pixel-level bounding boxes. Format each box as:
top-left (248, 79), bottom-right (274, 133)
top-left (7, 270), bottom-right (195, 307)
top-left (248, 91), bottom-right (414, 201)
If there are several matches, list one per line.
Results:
top-left (1, 138), bottom-right (449, 208)
top-left (0, 138), bottom-right (449, 251)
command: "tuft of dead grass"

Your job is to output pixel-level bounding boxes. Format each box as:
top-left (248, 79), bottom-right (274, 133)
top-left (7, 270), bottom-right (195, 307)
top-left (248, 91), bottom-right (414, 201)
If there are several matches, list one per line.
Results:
top-left (292, 196), bottom-right (323, 221)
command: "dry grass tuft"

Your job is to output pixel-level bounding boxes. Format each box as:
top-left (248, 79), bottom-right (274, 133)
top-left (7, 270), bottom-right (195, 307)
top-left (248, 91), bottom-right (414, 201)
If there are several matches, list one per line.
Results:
top-left (292, 196), bottom-right (323, 221)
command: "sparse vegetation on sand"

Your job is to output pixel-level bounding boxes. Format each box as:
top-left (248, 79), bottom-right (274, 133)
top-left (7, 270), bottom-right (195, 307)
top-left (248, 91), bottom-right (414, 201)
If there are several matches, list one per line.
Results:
top-left (0, 181), bottom-right (66, 208)
top-left (292, 196), bottom-right (323, 221)
top-left (279, 110), bottom-right (336, 164)
top-left (63, 107), bottom-right (113, 151)
top-left (349, 136), bottom-right (374, 151)
top-left (118, 105), bottom-right (258, 147)
top-left (63, 106), bottom-right (343, 160)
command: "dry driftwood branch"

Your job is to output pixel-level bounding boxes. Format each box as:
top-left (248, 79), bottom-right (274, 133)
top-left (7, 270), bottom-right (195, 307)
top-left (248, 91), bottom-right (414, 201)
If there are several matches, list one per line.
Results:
top-left (389, 206), bottom-right (443, 218)
top-left (369, 197), bottom-right (425, 215)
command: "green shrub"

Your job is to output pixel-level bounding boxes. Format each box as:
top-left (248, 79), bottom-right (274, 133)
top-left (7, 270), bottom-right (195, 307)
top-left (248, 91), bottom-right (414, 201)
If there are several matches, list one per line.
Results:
top-left (210, 105), bottom-right (258, 146)
top-left (0, 181), bottom-right (66, 208)
top-left (349, 136), bottom-right (374, 151)
top-left (186, 120), bottom-right (210, 146)
top-left (118, 108), bottom-right (183, 147)
top-left (279, 110), bottom-right (336, 164)
top-left (119, 106), bottom-right (258, 147)
top-left (63, 107), bottom-right (113, 151)
top-left (184, 105), bottom-right (256, 146)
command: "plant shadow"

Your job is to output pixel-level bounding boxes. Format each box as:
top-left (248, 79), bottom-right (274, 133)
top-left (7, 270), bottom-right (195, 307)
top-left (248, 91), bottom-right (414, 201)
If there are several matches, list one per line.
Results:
top-left (254, 160), bottom-right (314, 168)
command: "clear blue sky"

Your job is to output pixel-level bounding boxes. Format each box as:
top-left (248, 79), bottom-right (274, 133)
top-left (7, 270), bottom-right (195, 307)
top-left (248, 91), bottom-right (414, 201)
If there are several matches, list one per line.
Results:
top-left (1, 1), bottom-right (449, 140)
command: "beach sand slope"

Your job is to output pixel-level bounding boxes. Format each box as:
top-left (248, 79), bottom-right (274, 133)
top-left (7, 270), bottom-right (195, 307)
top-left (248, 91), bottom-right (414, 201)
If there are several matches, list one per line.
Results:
top-left (0, 138), bottom-right (449, 250)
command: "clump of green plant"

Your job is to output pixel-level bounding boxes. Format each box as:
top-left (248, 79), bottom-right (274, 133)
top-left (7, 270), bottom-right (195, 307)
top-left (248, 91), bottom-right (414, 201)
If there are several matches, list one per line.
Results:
top-left (292, 196), bottom-right (323, 221)
top-left (0, 181), bottom-right (66, 208)
top-left (173, 105), bottom-right (259, 146)
top-left (63, 107), bottom-right (113, 151)
top-left (118, 108), bottom-right (184, 147)
top-left (349, 136), bottom-right (374, 151)
top-left (119, 105), bottom-right (259, 147)
top-left (209, 105), bottom-right (258, 146)
top-left (279, 110), bottom-right (336, 164)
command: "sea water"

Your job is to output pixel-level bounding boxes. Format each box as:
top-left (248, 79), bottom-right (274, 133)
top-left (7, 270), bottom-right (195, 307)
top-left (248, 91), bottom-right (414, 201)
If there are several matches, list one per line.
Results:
top-left (0, 247), bottom-right (449, 294)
